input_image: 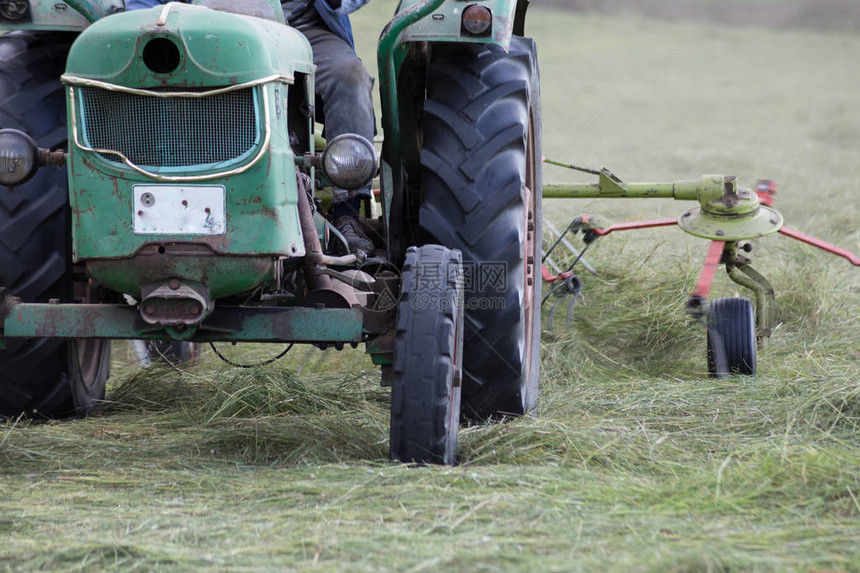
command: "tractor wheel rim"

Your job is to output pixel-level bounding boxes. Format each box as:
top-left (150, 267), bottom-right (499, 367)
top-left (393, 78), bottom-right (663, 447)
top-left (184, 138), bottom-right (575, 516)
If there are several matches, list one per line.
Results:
top-left (74, 280), bottom-right (105, 389)
top-left (523, 111), bottom-right (537, 385)
top-left (77, 339), bottom-right (105, 389)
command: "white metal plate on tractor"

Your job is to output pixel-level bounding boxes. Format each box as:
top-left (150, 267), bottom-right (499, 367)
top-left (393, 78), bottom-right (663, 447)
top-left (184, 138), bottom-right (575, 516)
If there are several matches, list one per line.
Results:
top-left (133, 185), bottom-right (226, 235)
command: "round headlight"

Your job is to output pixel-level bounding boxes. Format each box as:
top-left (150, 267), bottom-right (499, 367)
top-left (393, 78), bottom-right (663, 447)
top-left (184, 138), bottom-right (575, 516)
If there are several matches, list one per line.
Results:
top-left (321, 134), bottom-right (377, 190)
top-left (462, 5), bottom-right (492, 36)
top-left (0, 129), bottom-right (39, 187)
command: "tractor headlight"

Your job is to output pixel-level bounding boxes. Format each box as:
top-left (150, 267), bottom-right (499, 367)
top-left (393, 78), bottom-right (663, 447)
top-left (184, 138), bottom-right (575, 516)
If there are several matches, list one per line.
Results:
top-left (462, 5), bottom-right (492, 36)
top-left (321, 134), bottom-right (377, 190)
top-left (0, 129), bottom-right (39, 187)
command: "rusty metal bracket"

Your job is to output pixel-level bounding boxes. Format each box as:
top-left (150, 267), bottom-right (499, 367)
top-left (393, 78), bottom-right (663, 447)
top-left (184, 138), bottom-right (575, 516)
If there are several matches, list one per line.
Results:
top-left (3, 302), bottom-right (367, 343)
top-left (723, 243), bottom-right (776, 346)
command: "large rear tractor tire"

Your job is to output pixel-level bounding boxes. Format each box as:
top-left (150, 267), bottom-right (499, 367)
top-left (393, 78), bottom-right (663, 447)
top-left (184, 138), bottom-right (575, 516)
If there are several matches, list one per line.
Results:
top-left (419, 37), bottom-right (542, 420)
top-left (389, 245), bottom-right (464, 465)
top-left (0, 32), bottom-right (110, 418)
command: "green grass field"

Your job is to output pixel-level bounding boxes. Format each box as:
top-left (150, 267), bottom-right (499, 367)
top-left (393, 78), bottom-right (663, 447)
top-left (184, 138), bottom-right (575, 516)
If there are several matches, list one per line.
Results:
top-left (2, 4), bottom-right (859, 571)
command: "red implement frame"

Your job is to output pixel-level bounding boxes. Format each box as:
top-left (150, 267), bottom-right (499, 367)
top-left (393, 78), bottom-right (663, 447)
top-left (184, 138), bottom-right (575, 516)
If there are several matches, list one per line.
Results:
top-left (779, 227), bottom-right (860, 266)
top-left (540, 215), bottom-right (859, 287)
top-left (541, 218), bottom-right (678, 283)
top-left (589, 218), bottom-right (678, 236)
top-left (691, 240), bottom-right (726, 300)
top-left (541, 265), bottom-right (573, 284)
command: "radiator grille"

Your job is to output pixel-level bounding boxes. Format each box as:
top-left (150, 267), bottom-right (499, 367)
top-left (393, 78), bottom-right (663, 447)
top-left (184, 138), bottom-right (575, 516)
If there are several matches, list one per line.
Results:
top-left (78, 86), bottom-right (260, 169)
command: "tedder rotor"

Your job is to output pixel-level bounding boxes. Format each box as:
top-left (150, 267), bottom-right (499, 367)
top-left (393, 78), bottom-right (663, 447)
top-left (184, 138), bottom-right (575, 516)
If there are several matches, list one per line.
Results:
top-left (540, 162), bottom-right (859, 377)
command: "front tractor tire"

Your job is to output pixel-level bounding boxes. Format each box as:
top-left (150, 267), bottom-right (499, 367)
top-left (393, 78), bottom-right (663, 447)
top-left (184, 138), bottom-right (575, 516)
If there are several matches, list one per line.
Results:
top-left (0, 32), bottom-right (109, 418)
top-left (419, 37), bottom-right (542, 420)
top-left (390, 245), bottom-right (465, 465)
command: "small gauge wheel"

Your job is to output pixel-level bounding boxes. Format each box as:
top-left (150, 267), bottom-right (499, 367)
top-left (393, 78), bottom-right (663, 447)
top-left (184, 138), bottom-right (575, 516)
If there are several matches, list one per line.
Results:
top-left (707, 297), bottom-right (757, 377)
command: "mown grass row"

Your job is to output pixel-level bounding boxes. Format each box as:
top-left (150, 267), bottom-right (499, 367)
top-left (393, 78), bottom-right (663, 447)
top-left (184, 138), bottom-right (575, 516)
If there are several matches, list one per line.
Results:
top-left (2, 282), bottom-right (856, 571)
top-left (2, 3), bottom-right (858, 571)
top-left (2, 235), bottom-right (856, 571)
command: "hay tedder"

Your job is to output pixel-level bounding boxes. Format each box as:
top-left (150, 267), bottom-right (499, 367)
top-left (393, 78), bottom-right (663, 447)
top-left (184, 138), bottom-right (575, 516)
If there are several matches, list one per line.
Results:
top-left (538, 164), bottom-right (858, 377)
top-left (0, 0), bottom-right (855, 465)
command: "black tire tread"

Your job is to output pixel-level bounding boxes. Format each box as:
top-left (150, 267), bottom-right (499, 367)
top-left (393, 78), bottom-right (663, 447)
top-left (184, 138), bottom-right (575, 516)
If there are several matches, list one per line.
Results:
top-left (707, 297), bottom-right (757, 377)
top-left (0, 32), bottom-right (107, 418)
top-left (390, 245), bottom-right (463, 465)
top-left (419, 37), bottom-right (541, 419)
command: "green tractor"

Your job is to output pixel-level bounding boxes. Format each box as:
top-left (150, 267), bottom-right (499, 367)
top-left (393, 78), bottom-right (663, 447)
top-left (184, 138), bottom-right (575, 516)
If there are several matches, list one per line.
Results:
top-left (0, 0), bottom-right (541, 465)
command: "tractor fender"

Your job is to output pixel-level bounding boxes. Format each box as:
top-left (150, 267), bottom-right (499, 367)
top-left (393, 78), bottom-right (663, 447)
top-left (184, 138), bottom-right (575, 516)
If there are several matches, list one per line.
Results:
top-left (394, 0), bottom-right (524, 50)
